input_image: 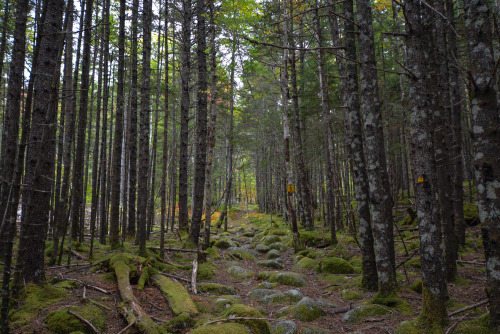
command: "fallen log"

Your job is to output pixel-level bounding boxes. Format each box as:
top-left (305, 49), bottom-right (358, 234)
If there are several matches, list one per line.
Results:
top-left (151, 273), bottom-right (198, 316)
top-left (449, 299), bottom-right (488, 317)
top-left (110, 254), bottom-right (160, 334)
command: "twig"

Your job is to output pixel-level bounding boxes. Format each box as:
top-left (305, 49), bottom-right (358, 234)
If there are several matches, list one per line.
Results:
top-left (117, 320), bottom-right (135, 334)
top-left (67, 309), bottom-right (101, 334)
top-left (146, 299), bottom-right (162, 311)
top-left (396, 248), bottom-right (419, 269)
top-left (82, 286), bottom-right (87, 300)
top-left (457, 260), bottom-right (485, 266)
top-left (445, 315), bottom-right (467, 334)
top-left (449, 300), bottom-right (488, 317)
top-left (191, 259), bottom-right (198, 294)
top-left (243, 35), bottom-right (344, 52)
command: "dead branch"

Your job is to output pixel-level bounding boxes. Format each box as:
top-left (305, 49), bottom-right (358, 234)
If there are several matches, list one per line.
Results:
top-left (116, 320), bottom-right (135, 334)
top-left (67, 309), bottom-right (101, 334)
top-left (396, 248), bottom-right (420, 269)
top-left (449, 300), bottom-right (489, 317)
top-left (71, 249), bottom-right (88, 261)
top-left (160, 272), bottom-right (191, 284)
top-left (191, 259), bottom-right (198, 294)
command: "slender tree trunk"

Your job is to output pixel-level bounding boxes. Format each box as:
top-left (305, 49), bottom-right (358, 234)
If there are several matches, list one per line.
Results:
top-left (357, 0), bottom-right (396, 296)
top-left (0, 0), bottom-right (10, 85)
top-left (405, 0), bottom-right (448, 328)
top-left (137, 0), bottom-right (152, 255)
top-left (464, 0), bottom-right (500, 329)
top-left (99, 45), bottom-right (110, 245)
top-left (188, 0), bottom-right (208, 246)
top-left (178, 0), bottom-right (192, 232)
top-left (109, 0), bottom-right (124, 249)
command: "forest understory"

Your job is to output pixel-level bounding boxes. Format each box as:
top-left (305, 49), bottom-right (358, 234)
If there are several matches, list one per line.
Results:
top-left (7, 201), bottom-right (489, 334)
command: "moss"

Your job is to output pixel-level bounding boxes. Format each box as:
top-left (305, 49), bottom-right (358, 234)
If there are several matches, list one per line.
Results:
top-left (227, 248), bottom-right (257, 261)
top-left (318, 257), bottom-right (355, 274)
top-left (191, 323), bottom-right (251, 334)
top-left (401, 213), bottom-right (416, 226)
top-left (395, 318), bottom-right (427, 334)
top-left (293, 257), bottom-right (318, 271)
top-left (212, 295), bottom-right (243, 312)
top-left (267, 229), bottom-right (288, 236)
top-left (214, 238), bottom-right (237, 249)
top-left (197, 262), bottom-right (217, 280)
top-left (464, 202), bottom-right (479, 223)
top-left (206, 247), bottom-right (221, 259)
top-left (10, 284), bottom-right (67, 330)
top-left (300, 231), bottom-right (330, 247)
top-left (404, 257), bottom-right (422, 270)
top-left (194, 301), bottom-right (214, 314)
top-left (257, 271), bottom-right (278, 280)
top-left (54, 280), bottom-right (79, 290)
top-left (293, 298), bottom-right (326, 322)
top-left (454, 313), bottom-right (493, 334)
top-left (165, 312), bottom-right (196, 333)
top-left (151, 274), bottom-right (198, 315)
top-left (45, 304), bottom-right (108, 334)
top-left (198, 283), bottom-right (236, 295)
top-left (342, 305), bottom-right (389, 324)
top-left (341, 290), bottom-right (362, 301)
top-left (371, 292), bottom-right (413, 315)
top-left (327, 248), bottom-right (352, 260)
top-left (453, 275), bottom-right (471, 287)
top-left (419, 286), bottom-right (448, 331)
top-left (227, 266), bottom-right (255, 279)
top-left (407, 241), bottom-right (420, 252)
top-left (410, 278), bottom-right (423, 294)
top-left (100, 272), bottom-right (116, 282)
top-left (349, 256), bottom-right (363, 268)
top-left (268, 272), bottom-right (308, 287)
top-left (138, 266), bottom-right (157, 291)
top-left (221, 304), bottom-right (271, 334)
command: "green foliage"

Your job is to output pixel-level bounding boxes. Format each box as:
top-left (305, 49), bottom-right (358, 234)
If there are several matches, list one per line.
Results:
top-left (341, 290), bottom-right (363, 301)
top-left (318, 257), bottom-right (356, 274)
top-left (45, 304), bottom-right (108, 334)
top-left (197, 262), bottom-right (218, 280)
top-left (221, 304), bottom-right (271, 334)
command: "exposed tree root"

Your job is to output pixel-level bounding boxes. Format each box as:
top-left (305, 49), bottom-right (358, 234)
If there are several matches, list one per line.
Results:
top-left (151, 273), bottom-right (198, 316)
top-left (110, 255), bottom-right (160, 334)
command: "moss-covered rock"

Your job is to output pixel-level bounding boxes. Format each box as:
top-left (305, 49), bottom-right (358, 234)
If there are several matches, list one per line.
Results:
top-left (191, 323), bottom-right (251, 334)
top-left (260, 290), bottom-right (304, 304)
top-left (293, 257), bottom-right (318, 271)
top-left (275, 306), bottom-right (294, 318)
top-left (10, 284), bottom-right (67, 330)
top-left (45, 304), bottom-right (108, 334)
top-left (293, 297), bottom-right (326, 322)
top-left (255, 243), bottom-right (271, 253)
top-left (410, 278), bottom-right (423, 294)
top-left (257, 260), bottom-right (283, 269)
top-left (267, 272), bottom-right (308, 287)
top-left (268, 242), bottom-right (287, 252)
top-left (212, 295), bottom-right (243, 313)
top-left (221, 304), bottom-right (271, 334)
top-left (341, 290), bottom-right (362, 301)
top-left (254, 282), bottom-right (278, 289)
top-left (301, 325), bottom-right (330, 334)
top-left (342, 305), bottom-right (389, 324)
top-left (197, 262), bottom-right (218, 280)
top-left (453, 313), bottom-right (493, 334)
top-left (272, 320), bottom-right (298, 334)
top-left (464, 202), bottom-right (479, 226)
top-left (263, 235), bottom-right (282, 245)
top-left (151, 274), bottom-right (198, 315)
top-left (214, 238), bottom-right (237, 249)
top-left (206, 247), bottom-right (221, 259)
top-left (198, 283), bottom-right (236, 295)
top-left (227, 248), bottom-right (257, 261)
top-left (265, 249), bottom-right (281, 259)
top-left (248, 289), bottom-right (278, 300)
top-left (371, 292), bottom-right (413, 315)
top-left (164, 312), bottom-right (196, 333)
top-left (318, 257), bottom-right (355, 274)
top-left (227, 265), bottom-right (255, 279)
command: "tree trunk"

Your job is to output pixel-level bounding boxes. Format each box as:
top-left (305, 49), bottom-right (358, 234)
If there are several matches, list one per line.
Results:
top-left (464, 0), bottom-right (500, 329)
top-left (357, 0), bottom-right (396, 296)
top-left (188, 0), bottom-right (208, 246)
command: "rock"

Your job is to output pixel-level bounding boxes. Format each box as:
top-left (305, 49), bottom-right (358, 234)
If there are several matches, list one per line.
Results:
top-left (261, 290), bottom-right (304, 304)
top-left (269, 272), bottom-right (308, 287)
top-left (315, 298), bottom-right (337, 308)
top-left (341, 290), bottom-right (363, 301)
top-left (165, 312), bottom-right (196, 332)
top-left (221, 304), bottom-right (271, 334)
top-left (293, 297), bottom-right (326, 322)
top-left (293, 257), bottom-right (317, 270)
top-left (214, 238), bottom-right (237, 249)
top-left (243, 231), bottom-right (255, 237)
top-left (198, 283), bottom-right (236, 295)
top-left (254, 282), bottom-right (278, 289)
top-left (257, 260), bottom-right (283, 269)
top-left (273, 320), bottom-right (298, 334)
top-left (302, 325), bottom-right (331, 334)
top-left (274, 306), bottom-right (294, 318)
top-left (197, 262), bottom-right (217, 280)
top-left (255, 244), bottom-right (271, 253)
top-left (318, 257), bottom-right (355, 274)
top-left (191, 323), bottom-right (250, 334)
top-left (227, 248), bottom-right (257, 261)
top-left (248, 289), bottom-right (278, 300)
top-left (213, 295), bottom-right (243, 312)
top-left (263, 235), bottom-right (282, 245)
top-left (342, 305), bottom-right (389, 324)
top-left (266, 249), bottom-right (281, 259)
top-left (227, 266), bottom-right (255, 279)
top-left (293, 255), bottom-right (304, 264)
top-left (268, 242), bottom-right (287, 252)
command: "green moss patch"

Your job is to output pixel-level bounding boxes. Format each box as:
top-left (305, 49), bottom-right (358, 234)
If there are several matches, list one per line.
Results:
top-left (206, 247), bottom-right (221, 259)
top-left (198, 283), bottom-right (236, 295)
top-left (151, 274), bottom-right (198, 315)
top-left (341, 290), bottom-right (362, 301)
top-left (164, 312), bottom-right (196, 333)
top-left (10, 284), bottom-right (67, 330)
top-left (45, 304), bottom-right (108, 334)
top-left (453, 313), bottom-right (492, 334)
top-left (410, 278), bottom-right (423, 294)
top-left (293, 257), bottom-right (317, 271)
top-left (318, 257), bottom-right (355, 274)
top-left (267, 272), bottom-right (308, 287)
top-left (191, 323), bottom-right (251, 334)
top-left (221, 304), bottom-right (271, 334)
top-left (197, 262), bottom-right (218, 280)
top-left (293, 297), bottom-right (326, 322)
top-left (342, 305), bottom-right (389, 324)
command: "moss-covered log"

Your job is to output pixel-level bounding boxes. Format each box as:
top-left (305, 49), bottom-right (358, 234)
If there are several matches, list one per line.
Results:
top-left (151, 273), bottom-right (198, 315)
top-left (110, 255), bottom-right (159, 334)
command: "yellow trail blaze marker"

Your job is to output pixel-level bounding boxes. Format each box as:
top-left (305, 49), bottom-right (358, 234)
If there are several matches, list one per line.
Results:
top-left (287, 185), bottom-right (295, 193)
top-left (417, 177), bottom-right (424, 183)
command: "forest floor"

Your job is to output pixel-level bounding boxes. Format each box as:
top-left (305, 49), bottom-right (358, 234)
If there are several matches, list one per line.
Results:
top-left (8, 202), bottom-right (491, 334)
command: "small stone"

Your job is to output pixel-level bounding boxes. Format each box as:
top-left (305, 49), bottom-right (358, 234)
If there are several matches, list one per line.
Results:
top-left (227, 266), bottom-right (255, 279)
top-left (266, 249), bottom-right (281, 259)
top-left (272, 320), bottom-right (298, 334)
top-left (248, 289), bottom-right (277, 299)
top-left (293, 297), bottom-right (326, 322)
top-left (257, 260), bottom-right (283, 269)
top-left (269, 272), bottom-right (308, 287)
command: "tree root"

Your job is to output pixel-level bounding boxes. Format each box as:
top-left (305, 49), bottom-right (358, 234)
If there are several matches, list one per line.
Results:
top-left (151, 273), bottom-right (198, 316)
